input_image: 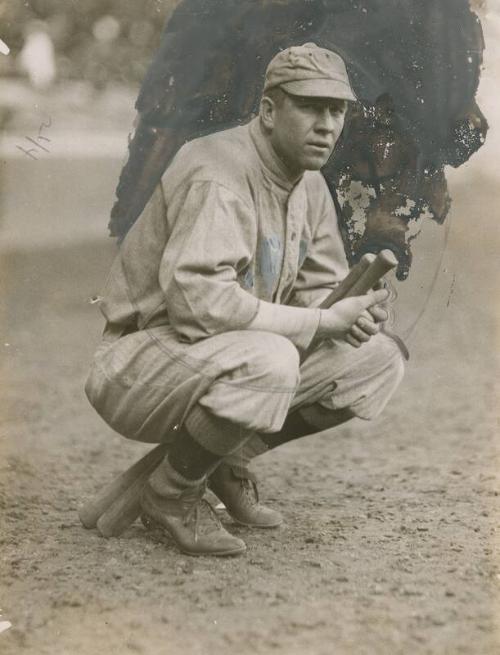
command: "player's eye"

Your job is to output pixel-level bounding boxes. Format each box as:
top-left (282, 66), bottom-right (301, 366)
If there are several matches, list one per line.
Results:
top-left (329, 103), bottom-right (345, 115)
top-left (330, 102), bottom-right (346, 116)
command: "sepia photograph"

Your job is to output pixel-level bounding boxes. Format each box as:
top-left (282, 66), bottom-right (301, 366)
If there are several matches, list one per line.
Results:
top-left (0, 1), bottom-right (498, 653)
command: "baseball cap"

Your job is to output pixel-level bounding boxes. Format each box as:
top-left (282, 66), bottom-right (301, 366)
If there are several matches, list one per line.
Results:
top-left (263, 42), bottom-right (357, 102)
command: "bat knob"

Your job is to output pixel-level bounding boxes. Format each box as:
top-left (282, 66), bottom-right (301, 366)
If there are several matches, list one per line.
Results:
top-left (378, 249), bottom-right (398, 267)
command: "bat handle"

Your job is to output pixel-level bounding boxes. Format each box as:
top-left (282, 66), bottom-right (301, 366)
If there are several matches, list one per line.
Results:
top-left (301, 250), bottom-right (397, 362)
top-left (344, 249), bottom-right (398, 298)
top-left (319, 253), bottom-right (375, 309)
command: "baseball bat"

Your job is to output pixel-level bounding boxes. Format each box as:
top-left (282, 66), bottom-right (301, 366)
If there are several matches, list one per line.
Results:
top-left (78, 443), bottom-right (168, 529)
top-left (342, 249), bottom-right (397, 299)
top-left (303, 249), bottom-right (398, 358)
top-left (319, 253), bottom-right (375, 309)
top-left (96, 457), bottom-right (162, 537)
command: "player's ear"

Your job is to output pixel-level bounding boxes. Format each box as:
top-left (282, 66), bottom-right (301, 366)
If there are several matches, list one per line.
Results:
top-left (260, 96), bottom-right (276, 131)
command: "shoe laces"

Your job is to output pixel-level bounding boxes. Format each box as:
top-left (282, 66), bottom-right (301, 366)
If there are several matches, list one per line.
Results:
top-left (232, 467), bottom-right (259, 506)
top-left (180, 482), bottom-right (222, 541)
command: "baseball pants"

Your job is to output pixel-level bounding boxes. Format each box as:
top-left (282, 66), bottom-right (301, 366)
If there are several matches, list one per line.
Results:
top-left (85, 324), bottom-right (404, 450)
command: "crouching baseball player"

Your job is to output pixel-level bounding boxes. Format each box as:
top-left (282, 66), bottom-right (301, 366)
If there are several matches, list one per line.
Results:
top-left (85, 43), bottom-right (405, 556)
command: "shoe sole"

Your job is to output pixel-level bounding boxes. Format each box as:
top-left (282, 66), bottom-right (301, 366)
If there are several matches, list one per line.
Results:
top-left (141, 514), bottom-right (247, 557)
top-left (209, 494), bottom-right (283, 529)
top-left (215, 504), bottom-right (284, 529)
top-left (232, 517), bottom-right (283, 529)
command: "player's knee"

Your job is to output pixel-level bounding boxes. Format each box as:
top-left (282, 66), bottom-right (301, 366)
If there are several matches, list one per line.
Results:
top-left (384, 339), bottom-right (405, 389)
top-left (368, 333), bottom-right (406, 383)
top-left (346, 335), bottom-right (405, 420)
top-left (393, 350), bottom-right (405, 386)
top-left (249, 333), bottom-right (300, 391)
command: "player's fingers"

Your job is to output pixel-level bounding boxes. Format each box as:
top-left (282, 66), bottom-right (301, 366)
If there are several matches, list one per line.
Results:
top-left (374, 277), bottom-right (391, 292)
top-left (345, 333), bottom-right (362, 348)
top-left (355, 316), bottom-right (379, 336)
top-left (359, 288), bottom-right (390, 310)
top-left (368, 305), bottom-right (389, 323)
top-left (349, 325), bottom-right (371, 343)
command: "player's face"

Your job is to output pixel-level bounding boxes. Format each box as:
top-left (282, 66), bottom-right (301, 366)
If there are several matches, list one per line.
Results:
top-left (270, 92), bottom-right (347, 176)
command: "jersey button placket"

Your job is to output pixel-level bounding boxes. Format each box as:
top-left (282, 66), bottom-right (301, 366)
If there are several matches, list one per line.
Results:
top-left (286, 209), bottom-right (299, 294)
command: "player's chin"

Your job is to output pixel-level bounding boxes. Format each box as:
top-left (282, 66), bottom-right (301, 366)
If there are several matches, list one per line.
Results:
top-left (301, 153), bottom-right (332, 170)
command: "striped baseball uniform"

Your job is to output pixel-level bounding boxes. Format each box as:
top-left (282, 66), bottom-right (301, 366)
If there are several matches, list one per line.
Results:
top-left (85, 117), bottom-right (404, 447)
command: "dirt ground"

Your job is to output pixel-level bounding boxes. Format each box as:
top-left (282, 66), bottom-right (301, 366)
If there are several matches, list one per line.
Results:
top-left (0, 148), bottom-right (498, 655)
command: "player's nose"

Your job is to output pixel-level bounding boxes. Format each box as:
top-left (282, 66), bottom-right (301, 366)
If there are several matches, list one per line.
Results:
top-left (315, 108), bottom-right (336, 133)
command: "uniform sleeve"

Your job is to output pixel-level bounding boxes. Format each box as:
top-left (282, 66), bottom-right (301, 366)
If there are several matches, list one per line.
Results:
top-left (159, 180), bottom-right (260, 341)
top-left (246, 300), bottom-right (321, 351)
top-left (288, 180), bottom-right (349, 309)
top-left (159, 179), bottom-right (322, 349)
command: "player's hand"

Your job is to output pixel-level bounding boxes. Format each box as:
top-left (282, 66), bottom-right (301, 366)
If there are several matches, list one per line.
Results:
top-left (346, 312), bottom-right (380, 348)
top-left (346, 285), bottom-right (391, 347)
top-left (367, 304), bottom-right (389, 324)
top-left (345, 302), bottom-right (390, 347)
top-left (317, 288), bottom-right (390, 343)
top-left (366, 279), bottom-right (390, 324)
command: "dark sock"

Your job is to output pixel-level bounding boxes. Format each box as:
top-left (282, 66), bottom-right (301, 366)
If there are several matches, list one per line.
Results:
top-left (261, 407), bottom-right (354, 450)
top-left (260, 411), bottom-right (315, 450)
top-left (168, 428), bottom-right (221, 480)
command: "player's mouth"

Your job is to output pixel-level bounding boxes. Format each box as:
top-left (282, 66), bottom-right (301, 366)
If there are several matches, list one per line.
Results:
top-left (306, 142), bottom-right (331, 153)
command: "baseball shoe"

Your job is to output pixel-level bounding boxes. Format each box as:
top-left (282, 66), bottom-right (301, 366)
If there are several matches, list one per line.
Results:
top-left (140, 481), bottom-right (246, 557)
top-left (208, 463), bottom-right (283, 528)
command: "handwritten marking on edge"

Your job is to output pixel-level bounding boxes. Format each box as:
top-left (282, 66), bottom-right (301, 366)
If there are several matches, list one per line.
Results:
top-left (0, 39), bottom-right (10, 55)
top-left (16, 118), bottom-right (53, 160)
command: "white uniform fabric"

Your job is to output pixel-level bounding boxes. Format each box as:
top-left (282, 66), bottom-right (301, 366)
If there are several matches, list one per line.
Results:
top-left (85, 117), bottom-right (404, 445)
top-left (85, 325), bottom-right (403, 445)
top-left (97, 118), bottom-right (349, 350)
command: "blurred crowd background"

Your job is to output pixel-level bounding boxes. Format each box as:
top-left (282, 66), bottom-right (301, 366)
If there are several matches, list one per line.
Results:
top-left (0, 1), bottom-right (183, 249)
top-left (0, 0), bottom-right (176, 89)
top-left (0, 0), bottom-right (181, 134)
top-left (0, 0), bottom-right (487, 91)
